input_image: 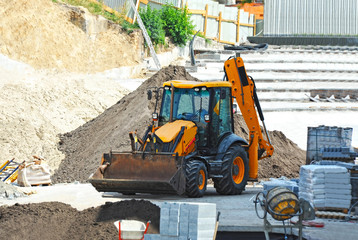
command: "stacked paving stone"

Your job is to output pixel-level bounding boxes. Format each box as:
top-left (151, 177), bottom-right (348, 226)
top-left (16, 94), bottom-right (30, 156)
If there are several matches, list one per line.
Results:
top-left (145, 202), bottom-right (217, 240)
top-left (299, 165), bottom-right (352, 209)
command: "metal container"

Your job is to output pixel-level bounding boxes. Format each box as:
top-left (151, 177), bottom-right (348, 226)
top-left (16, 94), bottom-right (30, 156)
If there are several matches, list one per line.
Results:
top-left (266, 187), bottom-right (300, 221)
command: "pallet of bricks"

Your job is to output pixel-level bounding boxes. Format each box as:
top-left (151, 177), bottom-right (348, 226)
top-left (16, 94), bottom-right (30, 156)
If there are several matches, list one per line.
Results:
top-left (144, 202), bottom-right (217, 240)
top-left (299, 165), bottom-right (351, 219)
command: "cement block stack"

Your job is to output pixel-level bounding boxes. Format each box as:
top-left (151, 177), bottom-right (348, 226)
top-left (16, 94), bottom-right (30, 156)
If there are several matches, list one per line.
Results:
top-left (299, 165), bottom-right (352, 209)
top-left (144, 202), bottom-right (217, 240)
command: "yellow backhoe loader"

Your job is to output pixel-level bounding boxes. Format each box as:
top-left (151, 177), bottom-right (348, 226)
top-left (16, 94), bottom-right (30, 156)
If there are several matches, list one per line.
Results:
top-left (89, 57), bottom-right (274, 197)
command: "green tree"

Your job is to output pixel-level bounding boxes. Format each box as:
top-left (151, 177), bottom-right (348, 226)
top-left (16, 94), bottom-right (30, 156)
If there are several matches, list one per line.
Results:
top-left (161, 4), bottom-right (195, 46)
top-left (139, 6), bottom-right (165, 45)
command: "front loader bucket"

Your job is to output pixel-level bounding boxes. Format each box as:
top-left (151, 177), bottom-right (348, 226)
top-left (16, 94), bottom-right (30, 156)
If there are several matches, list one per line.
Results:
top-left (89, 152), bottom-right (186, 195)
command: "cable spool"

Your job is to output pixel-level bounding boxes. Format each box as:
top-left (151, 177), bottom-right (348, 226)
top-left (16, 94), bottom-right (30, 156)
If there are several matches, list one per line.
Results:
top-left (266, 187), bottom-right (300, 221)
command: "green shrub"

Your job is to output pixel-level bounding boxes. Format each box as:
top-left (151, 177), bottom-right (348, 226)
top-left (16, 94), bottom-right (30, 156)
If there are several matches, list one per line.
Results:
top-left (138, 6), bottom-right (165, 45)
top-left (161, 4), bottom-right (195, 46)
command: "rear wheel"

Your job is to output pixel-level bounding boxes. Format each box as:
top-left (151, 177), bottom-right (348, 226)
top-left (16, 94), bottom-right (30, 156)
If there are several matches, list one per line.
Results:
top-left (214, 144), bottom-right (249, 195)
top-left (185, 160), bottom-right (207, 198)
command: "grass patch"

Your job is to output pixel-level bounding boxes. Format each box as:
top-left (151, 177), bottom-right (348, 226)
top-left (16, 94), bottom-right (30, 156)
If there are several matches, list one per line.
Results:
top-left (57, 0), bottom-right (137, 33)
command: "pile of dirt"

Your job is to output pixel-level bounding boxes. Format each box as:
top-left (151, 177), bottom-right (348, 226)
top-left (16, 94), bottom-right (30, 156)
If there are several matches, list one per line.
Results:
top-left (233, 115), bottom-right (306, 179)
top-left (0, 200), bottom-right (160, 240)
top-left (53, 66), bottom-right (198, 183)
top-left (0, 0), bottom-right (141, 73)
top-left (53, 66), bottom-right (305, 183)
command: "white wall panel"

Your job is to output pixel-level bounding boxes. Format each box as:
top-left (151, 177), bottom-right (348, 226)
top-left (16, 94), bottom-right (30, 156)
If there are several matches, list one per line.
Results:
top-left (264, 0), bottom-right (358, 36)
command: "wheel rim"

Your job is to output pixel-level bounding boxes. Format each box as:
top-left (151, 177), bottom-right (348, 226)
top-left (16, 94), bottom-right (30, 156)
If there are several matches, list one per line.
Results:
top-left (198, 169), bottom-right (205, 190)
top-left (232, 157), bottom-right (245, 184)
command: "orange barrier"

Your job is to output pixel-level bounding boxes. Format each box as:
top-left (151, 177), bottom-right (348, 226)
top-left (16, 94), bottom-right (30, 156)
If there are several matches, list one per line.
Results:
top-left (242, 3), bottom-right (264, 20)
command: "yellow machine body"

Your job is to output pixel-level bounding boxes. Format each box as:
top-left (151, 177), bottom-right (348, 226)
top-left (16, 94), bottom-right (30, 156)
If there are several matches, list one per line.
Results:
top-left (154, 120), bottom-right (197, 156)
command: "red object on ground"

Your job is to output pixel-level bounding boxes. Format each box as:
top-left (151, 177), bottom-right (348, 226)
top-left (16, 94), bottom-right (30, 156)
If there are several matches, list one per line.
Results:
top-left (303, 221), bottom-right (325, 228)
top-left (290, 220), bottom-right (325, 228)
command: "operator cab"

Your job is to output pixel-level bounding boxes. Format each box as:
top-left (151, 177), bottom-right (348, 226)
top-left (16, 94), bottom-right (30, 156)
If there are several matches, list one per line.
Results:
top-left (159, 80), bottom-right (234, 153)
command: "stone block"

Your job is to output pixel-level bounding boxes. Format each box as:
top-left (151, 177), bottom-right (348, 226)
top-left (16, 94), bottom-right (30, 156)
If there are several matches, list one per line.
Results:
top-left (144, 234), bottom-right (162, 240)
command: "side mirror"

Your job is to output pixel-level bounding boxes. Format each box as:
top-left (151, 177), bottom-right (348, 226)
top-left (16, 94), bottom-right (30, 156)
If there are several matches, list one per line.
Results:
top-left (147, 90), bottom-right (152, 100)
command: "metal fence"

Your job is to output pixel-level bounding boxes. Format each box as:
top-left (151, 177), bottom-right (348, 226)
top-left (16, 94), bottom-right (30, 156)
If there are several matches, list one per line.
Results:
top-left (264, 0), bottom-right (358, 36)
top-left (101, 0), bottom-right (256, 44)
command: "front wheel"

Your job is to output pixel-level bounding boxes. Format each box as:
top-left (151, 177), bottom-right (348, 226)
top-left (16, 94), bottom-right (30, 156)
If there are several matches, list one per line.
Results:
top-left (214, 144), bottom-right (249, 195)
top-left (185, 160), bottom-right (207, 198)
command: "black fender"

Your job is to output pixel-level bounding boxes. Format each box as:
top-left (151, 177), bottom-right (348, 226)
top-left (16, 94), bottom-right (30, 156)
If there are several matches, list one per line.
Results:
top-left (215, 133), bottom-right (248, 161)
top-left (184, 152), bottom-right (209, 171)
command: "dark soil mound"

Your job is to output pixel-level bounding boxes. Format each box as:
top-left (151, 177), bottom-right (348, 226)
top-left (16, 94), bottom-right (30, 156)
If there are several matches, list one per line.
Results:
top-left (233, 115), bottom-right (305, 179)
top-left (0, 200), bottom-right (159, 240)
top-left (53, 66), bottom-right (198, 183)
top-left (53, 65), bottom-right (305, 183)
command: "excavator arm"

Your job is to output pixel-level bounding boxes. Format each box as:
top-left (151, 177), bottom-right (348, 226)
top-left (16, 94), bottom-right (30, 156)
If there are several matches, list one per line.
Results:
top-left (224, 57), bottom-right (274, 179)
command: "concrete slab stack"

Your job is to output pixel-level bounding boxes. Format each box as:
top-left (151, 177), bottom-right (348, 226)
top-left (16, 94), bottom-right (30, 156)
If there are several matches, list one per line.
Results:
top-left (299, 165), bottom-right (352, 209)
top-left (144, 202), bottom-right (217, 240)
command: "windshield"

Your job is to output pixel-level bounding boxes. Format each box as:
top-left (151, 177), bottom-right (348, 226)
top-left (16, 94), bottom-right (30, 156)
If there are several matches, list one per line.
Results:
top-left (159, 87), bottom-right (210, 126)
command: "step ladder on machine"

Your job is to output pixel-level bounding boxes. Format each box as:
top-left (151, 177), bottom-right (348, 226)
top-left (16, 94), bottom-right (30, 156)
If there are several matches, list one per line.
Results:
top-left (0, 158), bottom-right (21, 183)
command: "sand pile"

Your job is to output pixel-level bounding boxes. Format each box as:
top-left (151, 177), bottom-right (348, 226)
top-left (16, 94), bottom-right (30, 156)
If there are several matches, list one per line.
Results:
top-left (0, 54), bottom-right (132, 172)
top-left (0, 0), bottom-right (144, 171)
top-left (53, 66), bottom-right (305, 183)
top-left (0, 200), bottom-right (160, 240)
top-left (0, 0), bottom-right (141, 73)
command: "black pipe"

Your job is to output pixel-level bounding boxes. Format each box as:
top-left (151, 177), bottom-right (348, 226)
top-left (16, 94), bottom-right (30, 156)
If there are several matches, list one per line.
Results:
top-left (190, 31), bottom-right (200, 66)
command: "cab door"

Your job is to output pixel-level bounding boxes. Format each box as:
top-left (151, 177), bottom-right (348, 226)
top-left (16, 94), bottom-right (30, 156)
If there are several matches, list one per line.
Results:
top-left (209, 87), bottom-right (233, 148)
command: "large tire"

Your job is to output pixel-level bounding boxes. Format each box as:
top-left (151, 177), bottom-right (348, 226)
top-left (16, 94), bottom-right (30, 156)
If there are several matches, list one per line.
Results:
top-left (185, 160), bottom-right (207, 198)
top-left (214, 144), bottom-right (249, 195)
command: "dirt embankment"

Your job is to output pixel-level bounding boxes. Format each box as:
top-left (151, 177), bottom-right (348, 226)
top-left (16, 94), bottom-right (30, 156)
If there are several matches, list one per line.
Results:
top-left (53, 66), bottom-right (305, 183)
top-left (0, 0), bottom-right (141, 73)
top-left (0, 0), bottom-right (144, 171)
top-left (0, 200), bottom-right (160, 240)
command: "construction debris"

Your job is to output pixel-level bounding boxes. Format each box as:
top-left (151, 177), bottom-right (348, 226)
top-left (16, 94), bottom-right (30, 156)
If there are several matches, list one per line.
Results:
top-left (0, 182), bottom-right (25, 199)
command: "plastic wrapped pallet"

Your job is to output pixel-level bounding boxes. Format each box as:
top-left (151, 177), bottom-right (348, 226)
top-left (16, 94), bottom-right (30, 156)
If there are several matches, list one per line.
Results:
top-left (299, 165), bottom-right (351, 209)
top-left (306, 126), bottom-right (353, 164)
top-left (17, 161), bottom-right (51, 187)
top-left (261, 177), bottom-right (299, 195)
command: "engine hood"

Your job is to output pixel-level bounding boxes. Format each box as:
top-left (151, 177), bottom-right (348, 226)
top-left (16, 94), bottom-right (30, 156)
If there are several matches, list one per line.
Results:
top-left (155, 120), bottom-right (196, 143)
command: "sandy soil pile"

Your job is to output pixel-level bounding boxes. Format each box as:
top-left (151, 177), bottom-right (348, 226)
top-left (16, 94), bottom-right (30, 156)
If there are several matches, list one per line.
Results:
top-left (53, 65), bottom-right (198, 182)
top-left (53, 66), bottom-right (305, 183)
top-left (0, 55), bottom-right (131, 172)
top-left (0, 200), bottom-right (160, 239)
top-left (0, 0), bottom-right (140, 73)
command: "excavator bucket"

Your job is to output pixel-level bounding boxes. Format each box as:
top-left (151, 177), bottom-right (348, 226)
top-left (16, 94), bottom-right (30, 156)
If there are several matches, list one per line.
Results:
top-left (89, 152), bottom-right (186, 195)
